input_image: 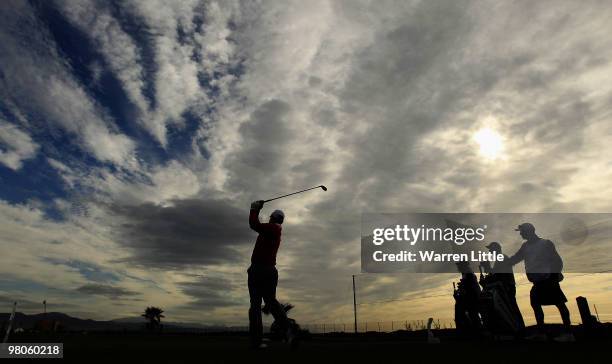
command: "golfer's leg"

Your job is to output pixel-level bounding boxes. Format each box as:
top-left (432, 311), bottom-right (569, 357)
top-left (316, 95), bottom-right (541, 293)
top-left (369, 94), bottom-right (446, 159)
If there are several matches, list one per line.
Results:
top-left (530, 286), bottom-right (545, 328)
top-left (556, 303), bottom-right (571, 327)
top-left (262, 268), bottom-right (288, 330)
top-left (248, 269), bottom-right (263, 346)
top-left (531, 303), bottom-right (544, 327)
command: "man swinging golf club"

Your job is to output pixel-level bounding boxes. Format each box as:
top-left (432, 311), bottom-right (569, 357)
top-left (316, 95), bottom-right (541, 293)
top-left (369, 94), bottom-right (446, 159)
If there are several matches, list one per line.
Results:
top-left (247, 186), bottom-right (326, 349)
top-left (247, 200), bottom-right (292, 349)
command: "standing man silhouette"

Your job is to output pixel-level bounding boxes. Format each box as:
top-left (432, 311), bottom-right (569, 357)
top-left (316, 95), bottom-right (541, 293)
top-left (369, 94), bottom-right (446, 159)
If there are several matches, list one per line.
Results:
top-left (507, 223), bottom-right (573, 341)
top-left (247, 200), bottom-right (291, 349)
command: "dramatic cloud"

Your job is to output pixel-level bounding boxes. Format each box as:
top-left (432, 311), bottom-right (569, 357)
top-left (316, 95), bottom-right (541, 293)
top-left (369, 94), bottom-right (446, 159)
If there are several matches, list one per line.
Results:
top-left (177, 276), bottom-right (241, 309)
top-left (0, 0), bottom-right (136, 166)
top-left (76, 283), bottom-right (140, 299)
top-left (111, 198), bottom-right (252, 269)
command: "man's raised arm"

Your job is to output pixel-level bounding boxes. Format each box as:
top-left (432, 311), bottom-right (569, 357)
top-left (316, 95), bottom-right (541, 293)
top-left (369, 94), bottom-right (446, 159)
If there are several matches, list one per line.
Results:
top-left (249, 200), bottom-right (265, 232)
top-left (506, 245), bottom-right (525, 266)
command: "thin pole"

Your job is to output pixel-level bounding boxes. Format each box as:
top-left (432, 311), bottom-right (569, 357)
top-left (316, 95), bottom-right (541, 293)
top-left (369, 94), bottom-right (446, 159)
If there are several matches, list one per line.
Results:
top-left (352, 275), bottom-right (358, 334)
top-left (594, 304), bottom-right (600, 322)
top-left (3, 302), bottom-right (17, 344)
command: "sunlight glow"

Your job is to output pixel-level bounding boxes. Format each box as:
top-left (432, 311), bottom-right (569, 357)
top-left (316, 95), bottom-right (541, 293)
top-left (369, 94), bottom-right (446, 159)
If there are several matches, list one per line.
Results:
top-left (473, 128), bottom-right (504, 160)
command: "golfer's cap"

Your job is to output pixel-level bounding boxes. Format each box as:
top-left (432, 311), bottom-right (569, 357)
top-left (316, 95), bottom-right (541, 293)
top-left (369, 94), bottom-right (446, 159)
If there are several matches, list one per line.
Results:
top-left (515, 222), bottom-right (535, 233)
top-left (485, 242), bottom-right (501, 251)
top-left (270, 209), bottom-right (285, 219)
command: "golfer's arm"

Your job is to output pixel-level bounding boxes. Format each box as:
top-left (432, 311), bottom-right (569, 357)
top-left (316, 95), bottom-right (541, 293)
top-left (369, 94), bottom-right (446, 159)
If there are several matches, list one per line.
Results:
top-left (506, 247), bottom-right (524, 266)
top-left (249, 208), bottom-right (263, 232)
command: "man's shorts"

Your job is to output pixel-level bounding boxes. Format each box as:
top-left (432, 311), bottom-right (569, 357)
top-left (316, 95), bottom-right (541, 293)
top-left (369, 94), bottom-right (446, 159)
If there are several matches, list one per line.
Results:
top-left (530, 275), bottom-right (567, 306)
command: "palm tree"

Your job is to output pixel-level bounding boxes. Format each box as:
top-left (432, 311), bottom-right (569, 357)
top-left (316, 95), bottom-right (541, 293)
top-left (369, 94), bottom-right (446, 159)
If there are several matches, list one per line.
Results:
top-left (142, 306), bottom-right (165, 332)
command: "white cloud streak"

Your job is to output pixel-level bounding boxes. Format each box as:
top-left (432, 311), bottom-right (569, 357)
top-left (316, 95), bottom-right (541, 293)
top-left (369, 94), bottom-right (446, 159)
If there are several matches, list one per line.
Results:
top-left (0, 119), bottom-right (38, 170)
top-left (0, 0), bottom-right (136, 167)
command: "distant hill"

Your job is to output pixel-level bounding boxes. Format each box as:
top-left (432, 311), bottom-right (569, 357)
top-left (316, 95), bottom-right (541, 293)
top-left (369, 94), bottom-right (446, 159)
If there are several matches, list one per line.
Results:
top-left (0, 312), bottom-right (242, 332)
top-left (110, 316), bottom-right (146, 324)
top-left (0, 312), bottom-right (136, 331)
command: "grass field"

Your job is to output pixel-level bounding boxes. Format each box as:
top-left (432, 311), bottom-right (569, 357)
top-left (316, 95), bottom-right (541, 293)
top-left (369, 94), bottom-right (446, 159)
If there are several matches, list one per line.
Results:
top-left (7, 328), bottom-right (611, 364)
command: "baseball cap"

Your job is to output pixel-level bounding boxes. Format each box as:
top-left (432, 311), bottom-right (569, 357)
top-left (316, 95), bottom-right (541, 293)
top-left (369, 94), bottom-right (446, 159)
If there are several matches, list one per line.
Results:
top-left (270, 209), bottom-right (285, 219)
top-left (515, 222), bottom-right (535, 232)
top-left (485, 242), bottom-right (501, 251)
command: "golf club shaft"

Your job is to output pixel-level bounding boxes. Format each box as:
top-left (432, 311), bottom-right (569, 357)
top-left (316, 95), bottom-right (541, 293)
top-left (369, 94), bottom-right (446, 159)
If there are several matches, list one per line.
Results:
top-left (264, 186), bottom-right (322, 202)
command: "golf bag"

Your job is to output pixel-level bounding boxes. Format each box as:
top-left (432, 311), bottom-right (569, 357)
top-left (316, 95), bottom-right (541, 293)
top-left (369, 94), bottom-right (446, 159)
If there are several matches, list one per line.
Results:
top-left (479, 278), bottom-right (525, 335)
top-left (453, 274), bottom-right (483, 335)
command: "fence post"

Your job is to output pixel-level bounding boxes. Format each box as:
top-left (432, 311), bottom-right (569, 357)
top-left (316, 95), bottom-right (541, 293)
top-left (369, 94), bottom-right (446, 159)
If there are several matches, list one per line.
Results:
top-left (352, 275), bottom-right (358, 334)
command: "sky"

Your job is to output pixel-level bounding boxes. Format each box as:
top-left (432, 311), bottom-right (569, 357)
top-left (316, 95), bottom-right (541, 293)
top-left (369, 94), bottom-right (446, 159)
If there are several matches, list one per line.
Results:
top-left (1, 0), bottom-right (612, 327)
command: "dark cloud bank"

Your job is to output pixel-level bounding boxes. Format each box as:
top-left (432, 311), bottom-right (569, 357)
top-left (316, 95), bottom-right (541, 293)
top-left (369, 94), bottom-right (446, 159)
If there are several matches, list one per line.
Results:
top-left (112, 198), bottom-right (252, 269)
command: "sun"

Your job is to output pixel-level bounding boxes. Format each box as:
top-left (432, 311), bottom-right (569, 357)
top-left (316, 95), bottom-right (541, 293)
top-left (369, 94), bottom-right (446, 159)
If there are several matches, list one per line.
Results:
top-left (473, 127), bottom-right (504, 160)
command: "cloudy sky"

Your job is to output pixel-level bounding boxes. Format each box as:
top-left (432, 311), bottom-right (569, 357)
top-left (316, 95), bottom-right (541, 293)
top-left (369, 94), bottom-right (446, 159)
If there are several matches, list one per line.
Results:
top-left (1, 0), bottom-right (611, 326)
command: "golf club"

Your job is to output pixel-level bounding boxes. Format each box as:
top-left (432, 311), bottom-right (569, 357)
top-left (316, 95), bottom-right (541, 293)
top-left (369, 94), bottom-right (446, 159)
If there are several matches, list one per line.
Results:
top-left (264, 185), bottom-right (327, 203)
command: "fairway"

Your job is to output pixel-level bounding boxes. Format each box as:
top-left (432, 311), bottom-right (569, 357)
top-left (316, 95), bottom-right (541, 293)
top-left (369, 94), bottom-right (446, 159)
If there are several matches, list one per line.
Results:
top-left (8, 331), bottom-right (610, 363)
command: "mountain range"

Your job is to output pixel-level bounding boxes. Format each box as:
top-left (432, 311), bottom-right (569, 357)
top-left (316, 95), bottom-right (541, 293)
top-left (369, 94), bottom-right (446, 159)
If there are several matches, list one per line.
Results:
top-left (0, 312), bottom-right (243, 332)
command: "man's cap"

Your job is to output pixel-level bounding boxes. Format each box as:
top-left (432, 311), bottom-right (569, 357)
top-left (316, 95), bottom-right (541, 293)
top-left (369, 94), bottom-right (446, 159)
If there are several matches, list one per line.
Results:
top-left (515, 222), bottom-right (535, 233)
top-left (270, 209), bottom-right (285, 219)
top-left (485, 242), bottom-right (501, 251)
